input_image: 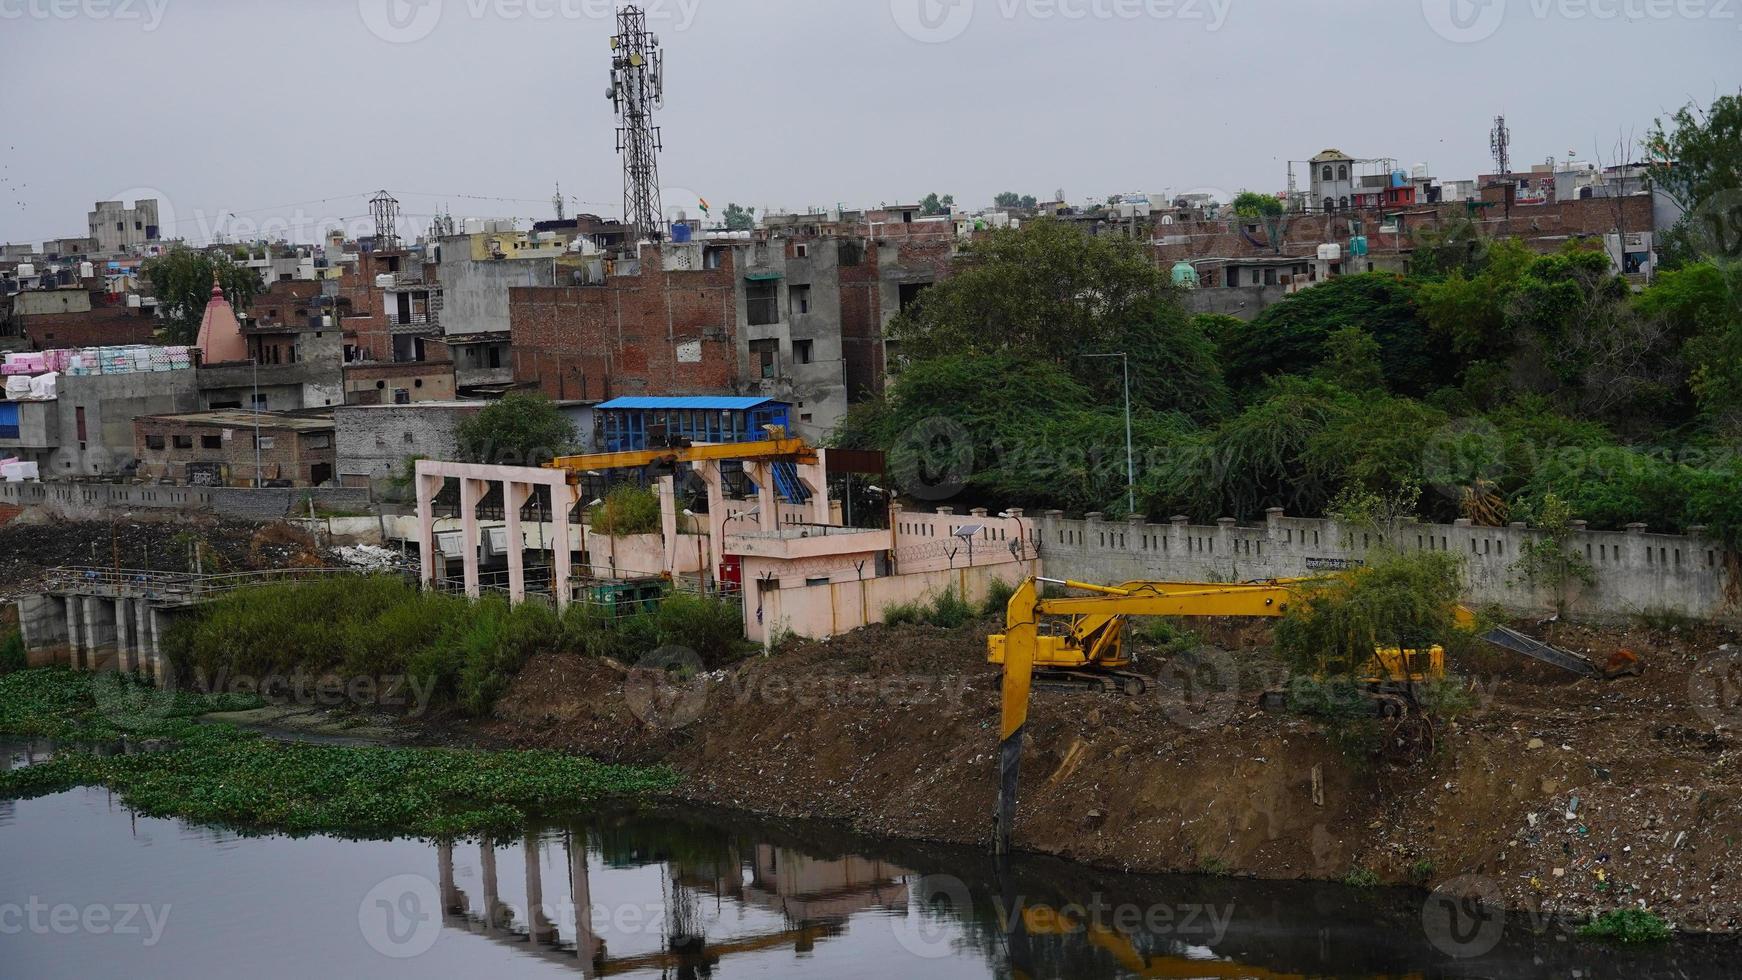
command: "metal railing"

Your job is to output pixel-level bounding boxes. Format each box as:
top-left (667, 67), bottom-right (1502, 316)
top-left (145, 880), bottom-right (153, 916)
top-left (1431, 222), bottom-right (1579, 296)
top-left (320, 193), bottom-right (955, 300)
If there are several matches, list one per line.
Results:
top-left (44, 565), bottom-right (389, 599)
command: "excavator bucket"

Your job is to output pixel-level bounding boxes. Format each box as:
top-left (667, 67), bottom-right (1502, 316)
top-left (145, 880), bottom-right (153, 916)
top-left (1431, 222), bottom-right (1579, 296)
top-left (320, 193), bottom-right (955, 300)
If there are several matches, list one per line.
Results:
top-left (1604, 648), bottom-right (1645, 679)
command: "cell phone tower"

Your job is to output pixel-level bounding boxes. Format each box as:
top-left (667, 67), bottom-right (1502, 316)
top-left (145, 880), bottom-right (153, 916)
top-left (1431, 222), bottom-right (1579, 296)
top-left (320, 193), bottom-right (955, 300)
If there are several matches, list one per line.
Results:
top-left (369, 190), bottom-right (400, 249)
top-left (608, 5), bottom-right (665, 250)
top-left (1490, 115), bottom-right (1512, 177)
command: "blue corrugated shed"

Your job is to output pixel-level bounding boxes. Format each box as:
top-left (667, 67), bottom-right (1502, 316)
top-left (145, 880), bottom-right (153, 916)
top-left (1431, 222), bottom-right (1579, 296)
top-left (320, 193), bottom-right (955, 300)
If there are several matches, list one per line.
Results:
top-left (597, 397), bottom-right (785, 411)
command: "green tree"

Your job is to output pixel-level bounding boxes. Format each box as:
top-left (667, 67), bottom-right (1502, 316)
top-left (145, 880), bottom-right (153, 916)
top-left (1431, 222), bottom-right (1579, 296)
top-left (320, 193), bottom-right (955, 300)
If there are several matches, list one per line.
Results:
top-left (919, 192), bottom-right (955, 216)
top-left (455, 393), bottom-right (577, 467)
top-left (1505, 245), bottom-right (1682, 425)
top-left (1509, 492), bottom-right (1597, 617)
top-left (142, 247), bottom-right (261, 345)
top-left (1637, 260), bottom-right (1742, 430)
top-left (994, 191), bottom-right (1022, 209)
top-left (1417, 237), bottom-right (1534, 356)
top-left (721, 203), bottom-right (755, 232)
top-left (1276, 550), bottom-right (1468, 679)
top-left (1315, 326), bottom-right (1386, 392)
top-left (1221, 274), bottom-right (1450, 400)
top-left (1648, 92), bottom-right (1742, 263)
top-left (884, 219), bottom-right (1170, 372)
top-left (1232, 191), bottom-right (1283, 218)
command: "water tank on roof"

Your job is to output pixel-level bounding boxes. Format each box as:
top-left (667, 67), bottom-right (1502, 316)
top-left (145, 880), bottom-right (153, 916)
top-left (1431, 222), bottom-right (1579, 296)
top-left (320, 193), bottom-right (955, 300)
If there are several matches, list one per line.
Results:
top-left (1412, 163), bottom-right (1430, 181)
top-left (1391, 170), bottom-right (1408, 188)
top-left (669, 222), bottom-right (693, 243)
top-left (17, 263), bottom-right (33, 278)
top-left (1317, 243), bottom-right (1343, 262)
top-left (1170, 261), bottom-right (1200, 288)
top-left (79, 261), bottom-right (94, 279)
top-left (1348, 236), bottom-right (1369, 257)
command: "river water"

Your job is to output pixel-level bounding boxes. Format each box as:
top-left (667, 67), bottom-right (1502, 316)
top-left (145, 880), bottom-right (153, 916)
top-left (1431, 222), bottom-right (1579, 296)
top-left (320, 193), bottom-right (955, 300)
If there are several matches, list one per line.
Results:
top-left (1, 738), bottom-right (1735, 979)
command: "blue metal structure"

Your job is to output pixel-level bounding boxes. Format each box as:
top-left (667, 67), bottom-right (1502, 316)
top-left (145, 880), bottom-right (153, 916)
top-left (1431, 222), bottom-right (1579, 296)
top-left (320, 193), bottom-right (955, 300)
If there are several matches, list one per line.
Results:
top-left (594, 397), bottom-right (807, 503)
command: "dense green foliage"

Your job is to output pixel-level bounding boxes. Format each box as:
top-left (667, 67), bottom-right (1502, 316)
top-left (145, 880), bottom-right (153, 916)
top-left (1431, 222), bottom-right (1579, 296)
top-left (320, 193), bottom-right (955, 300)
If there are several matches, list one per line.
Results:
top-left (884, 587), bottom-right (976, 630)
top-left (456, 392), bottom-right (578, 467)
top-left (164, 576), bottom-right (750, 717)
top-left (140, 246), bottom-right (261, 345)
top-left (1232, 191), bottom-right (1283, 218)
top-left (1276, 551), bottom-right (1470, 678)
top-left (0, 670), bottom-right (678, 839)
top-left (588, 484), bottom-right (663, 536)
top-left (1579, 908), bottom-right (1673, 944)
top-left (841, 97), bottom-right (1742, 543)
top-left (1648, 91), bottom-right (1742, 266)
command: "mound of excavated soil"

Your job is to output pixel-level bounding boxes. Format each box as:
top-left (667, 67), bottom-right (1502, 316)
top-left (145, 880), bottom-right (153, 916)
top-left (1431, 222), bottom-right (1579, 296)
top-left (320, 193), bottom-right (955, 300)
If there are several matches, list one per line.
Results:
top-left (489, 614), bottom-right (1742, 932)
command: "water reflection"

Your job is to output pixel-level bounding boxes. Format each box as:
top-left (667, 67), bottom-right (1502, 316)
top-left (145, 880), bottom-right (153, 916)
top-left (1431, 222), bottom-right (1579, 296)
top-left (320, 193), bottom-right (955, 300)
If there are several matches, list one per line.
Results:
top-left (1, 746), bottom-right (1738, 979)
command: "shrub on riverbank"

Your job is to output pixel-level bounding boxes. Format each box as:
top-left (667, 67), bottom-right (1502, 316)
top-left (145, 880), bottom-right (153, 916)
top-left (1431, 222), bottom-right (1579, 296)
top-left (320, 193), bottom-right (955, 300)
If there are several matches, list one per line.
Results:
top-left (1579, 908), bottom-right (1672, 944)
top-left (163, 575), bottom-right (751, 716)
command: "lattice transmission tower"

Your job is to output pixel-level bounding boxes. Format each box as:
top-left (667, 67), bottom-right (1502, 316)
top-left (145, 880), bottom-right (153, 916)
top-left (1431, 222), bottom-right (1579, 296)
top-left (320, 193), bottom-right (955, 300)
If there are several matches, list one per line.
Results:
top-left (608, 5), bottom-right (665, 248)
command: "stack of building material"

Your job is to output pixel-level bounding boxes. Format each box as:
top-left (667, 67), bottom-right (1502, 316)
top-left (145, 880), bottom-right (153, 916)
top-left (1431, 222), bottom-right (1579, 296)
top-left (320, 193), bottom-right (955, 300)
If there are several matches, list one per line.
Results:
top-left (0, 459), bottom-right (42, 482)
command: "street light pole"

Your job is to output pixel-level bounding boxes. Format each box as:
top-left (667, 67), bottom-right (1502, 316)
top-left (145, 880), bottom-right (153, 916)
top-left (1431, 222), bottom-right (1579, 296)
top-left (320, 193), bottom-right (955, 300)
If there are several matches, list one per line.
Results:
top-left (1081, 352), bottom-right (1136, 515)
top-left (251, 356), bottom-right (262, 488)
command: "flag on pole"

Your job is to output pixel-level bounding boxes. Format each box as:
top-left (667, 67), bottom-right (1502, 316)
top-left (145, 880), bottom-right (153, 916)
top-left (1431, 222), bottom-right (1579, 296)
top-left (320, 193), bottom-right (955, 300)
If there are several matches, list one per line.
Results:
top-left (698, 197), bottom-right (711, 216)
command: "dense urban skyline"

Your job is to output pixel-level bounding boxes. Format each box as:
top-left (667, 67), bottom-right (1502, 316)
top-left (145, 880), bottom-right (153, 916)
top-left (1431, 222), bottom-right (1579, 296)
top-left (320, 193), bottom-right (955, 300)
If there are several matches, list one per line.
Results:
top-left (2, 0), bottom-right (1738, 245)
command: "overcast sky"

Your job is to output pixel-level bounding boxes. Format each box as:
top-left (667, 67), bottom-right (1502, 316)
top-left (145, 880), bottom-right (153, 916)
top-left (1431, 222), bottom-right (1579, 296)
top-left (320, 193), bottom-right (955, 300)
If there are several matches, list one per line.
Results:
top-left (1, 0), bottom-right (1737, 246)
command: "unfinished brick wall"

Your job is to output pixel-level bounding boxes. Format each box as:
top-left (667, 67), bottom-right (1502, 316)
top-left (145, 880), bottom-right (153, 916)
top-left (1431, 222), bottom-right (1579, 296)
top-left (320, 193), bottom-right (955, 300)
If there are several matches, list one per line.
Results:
top-left (21, 307), bottom-right (155, 349)
top-left (509, 245), bottom-right (739, 401)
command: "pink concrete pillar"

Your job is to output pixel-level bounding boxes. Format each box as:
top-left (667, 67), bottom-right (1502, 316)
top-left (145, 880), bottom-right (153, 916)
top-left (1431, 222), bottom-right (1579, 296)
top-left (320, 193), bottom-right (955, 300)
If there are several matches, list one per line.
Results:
top-left (553, 481), bottom-right (576, 611)
top-left (799, 447), bottom-right (831, 526)
top-left (460, 478), bottom-right (487, 599)
top-left (697, 461), bottom-right (727, 581)
top-left (658, 475), bottom-right (679, 577)
top-left (749, 462), bottom-right (777, 532)
top-left (503, 481), bottom-right (533, 605)
top-left (415, 469), bottom-right (446, 588)
top-left (569, 831), bottom-right (598, 966)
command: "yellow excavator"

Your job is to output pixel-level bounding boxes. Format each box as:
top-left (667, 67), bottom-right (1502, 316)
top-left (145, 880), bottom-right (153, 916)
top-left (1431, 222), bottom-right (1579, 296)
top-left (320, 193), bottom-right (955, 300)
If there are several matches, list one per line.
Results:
top-left (986, 577), bottom-right (1449, 710)
top-left (988, 575), bottom-right (1642, 854)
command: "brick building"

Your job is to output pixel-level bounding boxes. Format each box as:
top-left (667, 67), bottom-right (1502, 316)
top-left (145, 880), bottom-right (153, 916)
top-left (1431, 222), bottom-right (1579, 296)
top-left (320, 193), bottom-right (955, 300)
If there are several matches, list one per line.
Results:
top-left (132, 409), bottom-right (336, 487)
top-left (507, 228), bottom-right (954, 441)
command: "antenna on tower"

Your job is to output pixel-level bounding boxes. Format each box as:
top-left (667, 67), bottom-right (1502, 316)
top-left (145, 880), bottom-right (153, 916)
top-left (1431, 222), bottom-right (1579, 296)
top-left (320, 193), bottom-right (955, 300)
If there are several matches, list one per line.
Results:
top-left (608, 4), bottom-right (665, 250)
top-left (553, 182), bottom-right (566, 222)
top-left (1490, 115), bottom-right (1512, 177)
top-left (369, 190), bottom-right (400, 249)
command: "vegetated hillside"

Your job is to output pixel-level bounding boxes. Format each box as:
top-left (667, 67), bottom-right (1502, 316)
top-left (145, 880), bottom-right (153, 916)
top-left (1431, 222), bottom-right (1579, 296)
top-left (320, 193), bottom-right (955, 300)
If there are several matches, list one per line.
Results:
top-left (834, 95), bottom-right (1742, 550)
top-left (487, 614), bottom-right (1742, 934)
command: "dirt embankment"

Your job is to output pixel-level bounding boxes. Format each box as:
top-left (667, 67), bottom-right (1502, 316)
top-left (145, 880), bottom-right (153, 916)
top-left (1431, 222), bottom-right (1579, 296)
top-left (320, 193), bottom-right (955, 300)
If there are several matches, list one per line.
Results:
top-left (487, 616), bottom-right (1742, 934)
